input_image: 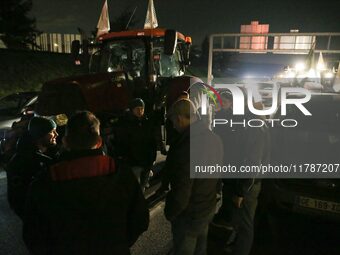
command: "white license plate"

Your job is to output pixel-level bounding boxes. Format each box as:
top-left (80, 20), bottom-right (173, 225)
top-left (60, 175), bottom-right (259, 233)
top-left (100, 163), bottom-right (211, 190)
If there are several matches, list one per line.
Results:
top-left (298, 196), bottom-right (340, 214)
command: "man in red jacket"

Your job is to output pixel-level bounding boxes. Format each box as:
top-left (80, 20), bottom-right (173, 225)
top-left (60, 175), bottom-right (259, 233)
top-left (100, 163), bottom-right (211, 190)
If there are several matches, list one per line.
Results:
top-left (23, 111), bottom-right (149, 255)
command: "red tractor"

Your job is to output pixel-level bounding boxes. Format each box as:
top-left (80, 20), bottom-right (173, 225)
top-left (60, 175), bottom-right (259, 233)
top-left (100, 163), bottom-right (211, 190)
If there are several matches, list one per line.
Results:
top-left (36, 28), bottom-right (200, 120)
top-left (34, 27), bottom-right (208, 165)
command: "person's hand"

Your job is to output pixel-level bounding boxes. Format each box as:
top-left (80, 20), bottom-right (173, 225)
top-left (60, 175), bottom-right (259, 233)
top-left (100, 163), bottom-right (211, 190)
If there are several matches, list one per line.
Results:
top-left (232, 195), bottom-right (244, 208)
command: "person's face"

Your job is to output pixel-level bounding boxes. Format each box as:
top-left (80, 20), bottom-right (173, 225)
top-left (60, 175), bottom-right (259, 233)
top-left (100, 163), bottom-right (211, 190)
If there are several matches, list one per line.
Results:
top-left (132, 106), bottom-right (145, 119)
top-left (222, 98), bottom-right (233, 110)
top-left (41, 128), bottom-right (58, 147)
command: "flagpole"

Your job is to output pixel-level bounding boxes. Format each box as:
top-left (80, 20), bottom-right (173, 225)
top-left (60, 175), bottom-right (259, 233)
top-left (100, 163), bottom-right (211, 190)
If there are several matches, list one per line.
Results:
top-left (144, 0), bottom-right (158, 83)
top-left (96, 0), bottom-right (110, 38)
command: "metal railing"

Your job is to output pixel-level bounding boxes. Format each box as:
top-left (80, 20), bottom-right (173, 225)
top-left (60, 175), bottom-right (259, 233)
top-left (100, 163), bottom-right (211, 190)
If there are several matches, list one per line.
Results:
top-left (207, 32), bottom-right (340, 84)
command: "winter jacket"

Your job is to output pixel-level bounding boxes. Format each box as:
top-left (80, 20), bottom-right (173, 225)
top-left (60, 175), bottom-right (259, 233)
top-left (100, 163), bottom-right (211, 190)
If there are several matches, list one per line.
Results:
top-left (214, 109), bottom-right (271, 197)
top-left (114, 112), bottom-right (157, 169)
top-left (23, 149), bottom-right (149, 255)
top-left (6, 133), bottom-right (53, 219)
top-left (214, 109), bottom-right (246, 166)
top-left (164, 120), bottom-right (223, 222)
top-left (233, 122), bottom-right (270, 197)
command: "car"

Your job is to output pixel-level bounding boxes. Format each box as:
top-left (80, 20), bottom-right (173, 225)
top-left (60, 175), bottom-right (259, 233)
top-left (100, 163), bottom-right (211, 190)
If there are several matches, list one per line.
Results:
top-left (267, 92), bottom-right (340, 220)
top-left (0, 92), bottom-right (38, 139)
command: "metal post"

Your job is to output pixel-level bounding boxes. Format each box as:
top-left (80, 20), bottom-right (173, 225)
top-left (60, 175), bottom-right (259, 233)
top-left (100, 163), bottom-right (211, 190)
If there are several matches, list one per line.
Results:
top-left (327, 36), bottom-right (332, 50)
top-left (207, 35), bottom-right (214, 85)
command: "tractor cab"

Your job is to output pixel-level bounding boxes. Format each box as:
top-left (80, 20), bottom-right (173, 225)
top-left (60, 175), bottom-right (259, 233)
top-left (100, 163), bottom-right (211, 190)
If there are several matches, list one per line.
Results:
top-left (36, 28), bottom-right (192, 118)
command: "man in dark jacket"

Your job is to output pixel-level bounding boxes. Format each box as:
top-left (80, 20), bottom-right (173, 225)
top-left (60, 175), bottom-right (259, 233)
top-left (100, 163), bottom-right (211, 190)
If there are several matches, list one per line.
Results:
top-left (214, 91), bottom-right (245, 168)
top-left (114, 98), bottom-right (157, 190)
top-left (23, 111), bottom-right (149, 255)
top-left (228, 109), bottom-right (270, 255)
top-left (213, 91), bottom-right (246, 225)
top-left (217, 104), bottom-right (270, 255)
top-left (164, 99), bottom-right (223, 255)
top-left (6, 116), bottom-right (58, 219)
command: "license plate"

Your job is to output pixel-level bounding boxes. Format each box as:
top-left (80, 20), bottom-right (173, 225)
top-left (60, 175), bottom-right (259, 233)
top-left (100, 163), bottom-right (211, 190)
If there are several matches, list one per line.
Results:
top-left (298, 196), bottom-right (340, 214)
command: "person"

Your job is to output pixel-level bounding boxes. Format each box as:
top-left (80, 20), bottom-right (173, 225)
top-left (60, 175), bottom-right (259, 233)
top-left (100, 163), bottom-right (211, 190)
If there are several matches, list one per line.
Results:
top-left (217, 102), bottom-right (270, 255)
top-left (164, 99), bottom-right (223, 255)
top-left (23, 111), bottom-right (149, 255)
top-left (156, 91), bottom-right (191, 195)
top-left (114, 98), bottom-right (157, 190)
top-left (6, 116), bottom-right (58, 219)
top-left (214, 91), bottom-right (245, 168)
top-left (210, 91), bottom-right (244, 247)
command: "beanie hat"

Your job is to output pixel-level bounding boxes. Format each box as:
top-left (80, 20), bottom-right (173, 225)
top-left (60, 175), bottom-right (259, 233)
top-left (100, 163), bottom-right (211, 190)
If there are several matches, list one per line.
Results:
top-left (220, 91), bottom-right (233, 101)
top-left (28, 117), bottom-right (57, 140)
top-left (129, 98), bottom-right (145, 110)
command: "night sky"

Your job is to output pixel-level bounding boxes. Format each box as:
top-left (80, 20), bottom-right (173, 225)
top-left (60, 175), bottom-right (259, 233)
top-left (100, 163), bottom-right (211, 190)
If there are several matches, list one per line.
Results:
top-left (31, 0), bottom-right (340, 45)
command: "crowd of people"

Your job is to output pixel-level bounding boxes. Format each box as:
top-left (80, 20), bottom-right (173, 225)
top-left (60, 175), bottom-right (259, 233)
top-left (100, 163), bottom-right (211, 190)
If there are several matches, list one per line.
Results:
top-left (5, 90), bottom-right (270, 255)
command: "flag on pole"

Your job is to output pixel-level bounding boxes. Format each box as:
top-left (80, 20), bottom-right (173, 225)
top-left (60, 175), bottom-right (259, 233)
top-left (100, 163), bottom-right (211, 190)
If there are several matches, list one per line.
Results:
top-left (96, 0), bottom-right (110, 38)
top-left (306, 42), bottom-right (315, 71)
top-left (317, 52), bottom-right (326, 70)
top-left (144, 0), bottom-right (158, 29)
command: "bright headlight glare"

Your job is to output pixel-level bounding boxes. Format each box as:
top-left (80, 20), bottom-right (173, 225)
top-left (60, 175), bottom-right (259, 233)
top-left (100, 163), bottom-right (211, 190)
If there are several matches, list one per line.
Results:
top-left (295, 62), bottom-right (305, 71)
top-left (317, 63), bottom-right (326, 71)
top-left (325, 72), bottom-right (333, 79)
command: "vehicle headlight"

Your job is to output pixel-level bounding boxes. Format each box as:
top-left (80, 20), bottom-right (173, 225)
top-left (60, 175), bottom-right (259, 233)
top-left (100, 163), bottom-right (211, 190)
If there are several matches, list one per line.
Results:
top-left (324, 72), bottom-right (334, 79)
top-left (295, 62), bottom-right (305, 71)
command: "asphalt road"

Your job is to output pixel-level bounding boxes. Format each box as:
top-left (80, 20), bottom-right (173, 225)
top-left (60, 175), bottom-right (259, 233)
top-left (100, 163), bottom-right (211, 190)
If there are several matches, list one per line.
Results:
top-left (0, 171), bottom-right (173, 255)
top-left (1, 169), bottom-right (340, 255)
top-left (0, 173), bottom-right (29, 255)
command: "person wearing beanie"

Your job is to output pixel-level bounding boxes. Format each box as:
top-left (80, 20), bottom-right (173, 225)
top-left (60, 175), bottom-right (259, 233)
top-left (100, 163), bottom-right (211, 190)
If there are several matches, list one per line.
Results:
top-left (28, 117), bottom-right (57, 138)
top-left (114, 98), bottom-right (157, 191)
top-left (128, 97), bottom-right (146, 120)
top-left (6, 116), bottom-right (58, 219)
top-left (129, 98), bottom-right (145, 111)
top-left (23, 111), bottom-right (149, 255)
top-left (28, 116), bottom-right (58, 151)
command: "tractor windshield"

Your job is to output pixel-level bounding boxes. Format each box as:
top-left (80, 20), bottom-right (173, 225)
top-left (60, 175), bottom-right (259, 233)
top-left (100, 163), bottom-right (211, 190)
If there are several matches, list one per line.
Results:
top-left (152, 38), bottom-right (183, 77)
top-left (91, 37), bottom-right (183, 78)
top-left (98, 39), bottom-right (146, 77)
